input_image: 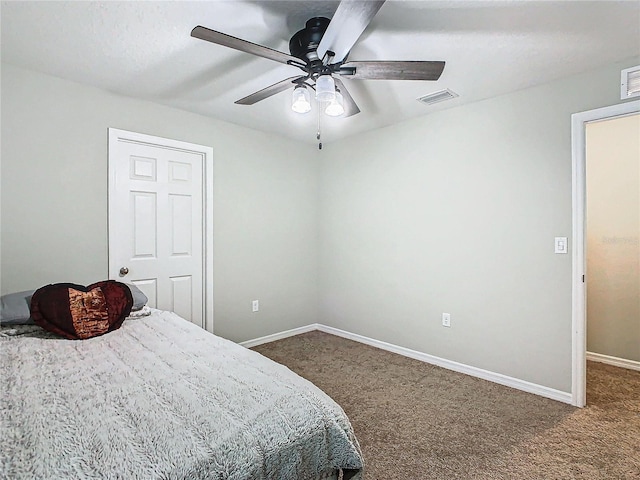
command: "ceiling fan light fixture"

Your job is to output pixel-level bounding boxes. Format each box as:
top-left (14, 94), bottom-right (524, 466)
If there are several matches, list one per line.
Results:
top-left (325, 90), bottom-right (345, 117)
top-left (192, 2), bottom-right (447, 138)
top-left (291, 85), bottom-right (311, 113)
top-left (315, 74), bottom-right (336, 102)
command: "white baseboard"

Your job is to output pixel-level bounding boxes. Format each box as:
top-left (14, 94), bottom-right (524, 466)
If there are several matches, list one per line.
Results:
top-left (241, 323), bottom-right (573, 404)
top-left (239, 324), bottom-right (320, 348)
top-left (316, 325), bottom-right (572, 404)
top-left (587, 351), bottom-right (640, 371)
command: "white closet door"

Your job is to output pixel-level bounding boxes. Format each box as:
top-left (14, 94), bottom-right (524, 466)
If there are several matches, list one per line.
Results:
top-left (108, 129), bottom-right (211, 329)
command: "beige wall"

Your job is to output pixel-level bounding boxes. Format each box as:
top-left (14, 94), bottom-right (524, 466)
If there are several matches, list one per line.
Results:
top-left (318, 57), bottom-right (640, 393)
top-left (586, 114), bottom-right (640, 362)
top-left (1, 63), bottom-right (319, 342)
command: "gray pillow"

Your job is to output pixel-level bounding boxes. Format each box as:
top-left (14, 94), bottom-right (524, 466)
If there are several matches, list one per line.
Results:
top-left (127, 284), bottom-right (148, 311)
top-left (1, 290), bottom-right (35, 325)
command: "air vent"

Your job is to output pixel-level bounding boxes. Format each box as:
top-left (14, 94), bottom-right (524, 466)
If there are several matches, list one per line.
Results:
top-left (621, 65), bottom-right (640, 99)
top-left (417, 89), bottom-right (459, 106)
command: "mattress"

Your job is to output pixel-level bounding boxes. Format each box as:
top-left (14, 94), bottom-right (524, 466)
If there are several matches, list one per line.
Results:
top-left (0, 309), bottom-right (363, 479)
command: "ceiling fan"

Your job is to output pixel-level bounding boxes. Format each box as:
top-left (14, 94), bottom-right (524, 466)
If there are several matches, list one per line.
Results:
top-left (191, 0), bottom-right (445, 120)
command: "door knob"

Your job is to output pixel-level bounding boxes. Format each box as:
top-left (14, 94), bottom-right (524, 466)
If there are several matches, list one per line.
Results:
top-left (119, 267), bottom-right (129, 276)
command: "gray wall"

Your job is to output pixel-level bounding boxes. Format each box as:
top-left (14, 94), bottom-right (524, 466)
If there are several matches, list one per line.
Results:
top-left (3, 57), bottom-right (639, 394)
top-left (318, 57), bottom-right (640, 393)
top-left (1, 63), bottom-right (319, 342)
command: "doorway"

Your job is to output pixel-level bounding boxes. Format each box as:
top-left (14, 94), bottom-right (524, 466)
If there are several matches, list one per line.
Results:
top-left (572, 100), bottom-right (640, 407)
top-left (586, 114), bottom-right (640, 373)
top-left (108, 128), bottom-right (214, 331)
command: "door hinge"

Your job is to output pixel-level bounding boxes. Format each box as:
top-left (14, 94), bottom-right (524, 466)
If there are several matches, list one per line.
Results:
top-left (582, 275), bottom-right (585, 283)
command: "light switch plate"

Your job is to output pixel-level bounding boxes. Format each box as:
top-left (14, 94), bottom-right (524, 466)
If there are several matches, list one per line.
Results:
top-left (554, 237), bottom-right (568, 254)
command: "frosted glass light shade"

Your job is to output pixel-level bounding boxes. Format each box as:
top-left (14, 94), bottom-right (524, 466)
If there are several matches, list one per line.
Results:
top-left (315, 75), bottom-right (336, 102)
top-left (291, 85), bottom-right (311, 113)
top-left (325, 90), bottom-right (344, 117)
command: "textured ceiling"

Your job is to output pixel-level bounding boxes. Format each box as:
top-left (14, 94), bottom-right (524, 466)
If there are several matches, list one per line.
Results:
top-left (2, 1), bottom-right (639, 145)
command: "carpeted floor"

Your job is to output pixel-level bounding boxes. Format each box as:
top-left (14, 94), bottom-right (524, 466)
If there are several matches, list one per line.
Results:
top-left (252, 331), bottom-right (640, 479)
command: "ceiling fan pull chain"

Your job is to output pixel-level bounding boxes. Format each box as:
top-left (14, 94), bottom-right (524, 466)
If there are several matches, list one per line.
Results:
top-left (317, 105), bottom-right (323, 150)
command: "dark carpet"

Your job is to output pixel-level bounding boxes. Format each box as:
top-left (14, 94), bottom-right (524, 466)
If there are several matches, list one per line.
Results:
top-left (252, 331), bottom-right (640, 479)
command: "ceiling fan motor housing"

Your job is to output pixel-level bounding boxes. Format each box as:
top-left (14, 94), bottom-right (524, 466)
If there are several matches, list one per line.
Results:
top-left (289, 17), bottom-right (331, 64)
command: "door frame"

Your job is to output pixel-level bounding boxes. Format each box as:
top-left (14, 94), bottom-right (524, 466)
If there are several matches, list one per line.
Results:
top-left (107, 128), bottom-right (214, 333)
top-left (571, 100), bottom-right (640, 407)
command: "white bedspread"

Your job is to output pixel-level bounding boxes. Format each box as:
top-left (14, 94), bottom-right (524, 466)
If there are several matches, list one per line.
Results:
top-left (0, 310), bottom-right (363, 479)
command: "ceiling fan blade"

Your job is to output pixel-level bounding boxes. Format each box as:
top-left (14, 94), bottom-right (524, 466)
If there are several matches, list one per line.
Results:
top-left (339, 61), bottom-right (445, 81)
top-left (191, 26), bottom-right (303, 67)
top-left (317, 0), bottom-right (385, 63)
top-left (235, 76), bottom-right (304, 105)
top-left (334, 78), bottom-right (360, 117)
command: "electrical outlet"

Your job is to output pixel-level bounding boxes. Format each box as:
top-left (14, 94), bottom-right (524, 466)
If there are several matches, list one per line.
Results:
top-left (442, 312), bottom-right (451, 327)
top-left (252, 300), bottom-right (259, 312)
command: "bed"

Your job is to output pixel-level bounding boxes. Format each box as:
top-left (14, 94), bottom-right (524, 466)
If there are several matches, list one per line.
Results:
top-left (0, 309), bottom-right (363, 479)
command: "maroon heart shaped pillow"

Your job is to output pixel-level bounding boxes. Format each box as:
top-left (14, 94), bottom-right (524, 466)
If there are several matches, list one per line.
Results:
top-left (30, 281), bottom-right (133, 339)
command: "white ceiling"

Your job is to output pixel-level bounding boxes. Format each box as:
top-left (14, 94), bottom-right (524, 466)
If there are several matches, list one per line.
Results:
top-left (2, 1), bottom-right (639, 145)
